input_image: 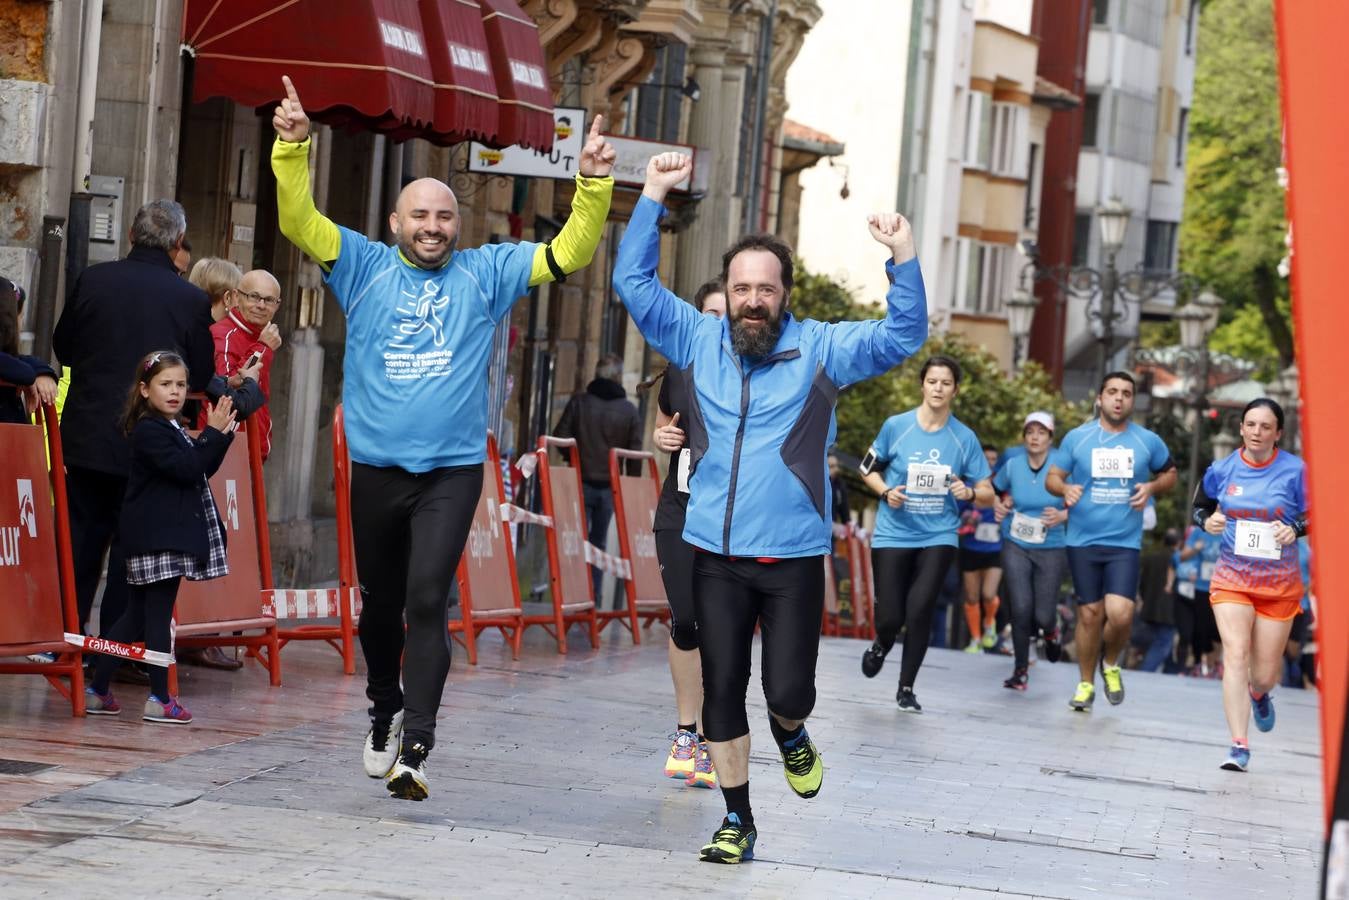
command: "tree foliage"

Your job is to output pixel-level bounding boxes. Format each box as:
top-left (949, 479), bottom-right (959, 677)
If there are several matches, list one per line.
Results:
top-left (791, 267), bottom-right (1090, 461)
top-left (1180, 0), bottom-right (1292, 366)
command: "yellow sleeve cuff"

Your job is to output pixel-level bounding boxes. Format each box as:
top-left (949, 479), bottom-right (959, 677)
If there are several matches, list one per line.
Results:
top-left (528, 174), bottom-right (615, 286)
top-left (271, 136), bottom-right (342, 269)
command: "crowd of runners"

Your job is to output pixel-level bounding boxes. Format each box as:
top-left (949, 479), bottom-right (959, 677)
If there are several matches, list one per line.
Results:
top-left (48, 86), bottom-right (1310, 868)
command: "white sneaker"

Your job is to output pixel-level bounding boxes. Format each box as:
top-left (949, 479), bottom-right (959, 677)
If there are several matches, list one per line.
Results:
top-left (363, 710), bottom-right (404, 778)
top-left (386, 740), bottom-right (430, 801)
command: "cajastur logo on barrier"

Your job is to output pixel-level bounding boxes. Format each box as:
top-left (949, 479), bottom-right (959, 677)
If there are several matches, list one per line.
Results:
top-left (225, 479), bottom-right (239, 530)
top-left (17, 479), bottom-right (36, 538)
top-left (1, 478), bottom-right (35, 566)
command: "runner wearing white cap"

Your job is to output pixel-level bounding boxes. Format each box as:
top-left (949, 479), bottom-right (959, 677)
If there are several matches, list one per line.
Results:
top-left (993, 411), bottom-right (1069, 691)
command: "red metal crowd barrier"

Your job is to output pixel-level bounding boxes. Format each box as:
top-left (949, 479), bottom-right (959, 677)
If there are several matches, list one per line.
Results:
top-left (171, 421), bottom-right (282, 688)
top-left (0, 402), bottom-right (84, 715)
top-left (822, 555), bottom-right (841, 636)
top-left (264, 403), bottom-right (361, 674)
top-left (607, 448), bottom-right (670, 641)
top-left (845, 528), bottom-right (876, 640)
top-left (525, 435), bottom-right (599, 653)
top-left (454, 432), bottom-right (524, 663)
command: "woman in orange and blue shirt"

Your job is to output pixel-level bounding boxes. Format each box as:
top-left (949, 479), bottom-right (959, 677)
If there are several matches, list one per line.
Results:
top-left (1192, 398), bottom-right (1308, 772)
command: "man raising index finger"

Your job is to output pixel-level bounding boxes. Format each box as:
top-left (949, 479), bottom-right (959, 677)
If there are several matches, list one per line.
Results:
top-left (270, 76), bottom-right (615, 803)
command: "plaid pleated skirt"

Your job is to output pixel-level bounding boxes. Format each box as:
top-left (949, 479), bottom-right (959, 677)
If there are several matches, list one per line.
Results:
top-left (126, 479), bottom-right (229, 585)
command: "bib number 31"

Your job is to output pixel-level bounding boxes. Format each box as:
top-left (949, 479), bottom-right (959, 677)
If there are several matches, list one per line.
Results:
top-left (1234, 520), bottom-right (1281, 560)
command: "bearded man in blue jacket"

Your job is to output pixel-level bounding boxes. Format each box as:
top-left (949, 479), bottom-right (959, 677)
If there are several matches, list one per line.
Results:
top-left (613, 151), bottom-right (929, 864)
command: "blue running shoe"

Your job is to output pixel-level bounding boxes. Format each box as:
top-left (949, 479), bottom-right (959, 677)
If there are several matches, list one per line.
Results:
top-left (1220, 744), bottom-right (1250, 772)
top-left (1250, 690), bottom-right (1275, 733)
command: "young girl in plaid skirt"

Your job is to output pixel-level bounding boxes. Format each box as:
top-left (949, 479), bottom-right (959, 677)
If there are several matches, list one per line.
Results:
top-left (84, 351), bottom-right (236, 724)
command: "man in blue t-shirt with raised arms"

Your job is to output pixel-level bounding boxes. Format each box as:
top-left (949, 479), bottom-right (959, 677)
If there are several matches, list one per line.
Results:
top-left (271, 76), bottom-right (616, 801)
top-left (1047, 371), bottom-right (1177, 712)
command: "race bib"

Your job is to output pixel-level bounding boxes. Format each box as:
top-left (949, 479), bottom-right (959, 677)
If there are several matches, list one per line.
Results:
top-left (1177, 580), bottom-right (1196, 599)
top-left (1200, 561), bottom-right (1216, 582)
top-left (974, 521), bottom-right (1001, 544)
top-left (1010, 512), bottom-right (1047, 545)
top-left (1091, 447), bottom-right (1134, 480)
top-left (1235, 520), bottom-right (1281, 560)
top-left (676, 448), bottom-right (691, 494)
top-left (906, 463), bottom-right (951, 496)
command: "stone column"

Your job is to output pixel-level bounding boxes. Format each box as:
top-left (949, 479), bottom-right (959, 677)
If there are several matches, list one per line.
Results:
top-left (673, 42), bottom-right (729, 297)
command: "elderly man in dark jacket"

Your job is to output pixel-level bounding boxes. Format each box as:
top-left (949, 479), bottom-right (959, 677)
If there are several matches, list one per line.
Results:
top-left (555, 353), bottom-right (643, 607)
top-left (53, 199), bottom-right (253, 640)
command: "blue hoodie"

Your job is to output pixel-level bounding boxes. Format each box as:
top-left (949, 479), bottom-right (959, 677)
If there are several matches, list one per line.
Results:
top-left (612, 196), bottom-right (928, 557)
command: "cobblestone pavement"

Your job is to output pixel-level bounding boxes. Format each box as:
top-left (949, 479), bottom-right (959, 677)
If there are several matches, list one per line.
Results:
top-left (0, 628), bottom-right (1323, 898)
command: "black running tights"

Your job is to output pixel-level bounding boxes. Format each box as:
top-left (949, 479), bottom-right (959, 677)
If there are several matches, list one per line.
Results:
top-left (350, 462), bottom-right (483, 750)
top-left (871, 545), bottom-right (956, 690)
top-left (693, 553), bottom-right (823, 743)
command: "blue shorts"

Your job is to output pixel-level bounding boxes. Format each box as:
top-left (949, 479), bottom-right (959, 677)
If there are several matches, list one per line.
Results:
top-left (1066, 545), bottom-right (1140, 604)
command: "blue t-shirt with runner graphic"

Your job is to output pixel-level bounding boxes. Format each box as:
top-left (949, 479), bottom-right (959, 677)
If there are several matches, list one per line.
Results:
top-left (325, 225), bottom-right (536, 472)
top-left (993, 452), bottom-right (1067, 550)
top-left (869, 410), bottom-right (990, 549)
top-left (1050, 419), bottom-right (1172, 550)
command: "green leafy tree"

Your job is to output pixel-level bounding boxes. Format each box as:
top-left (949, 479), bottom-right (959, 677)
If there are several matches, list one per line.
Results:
top-left (1180, 0), bottom-right (1292, 367)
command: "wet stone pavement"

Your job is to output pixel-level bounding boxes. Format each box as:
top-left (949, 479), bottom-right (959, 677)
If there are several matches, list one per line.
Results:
top-left (0, 626), bottom-right (1323, 898)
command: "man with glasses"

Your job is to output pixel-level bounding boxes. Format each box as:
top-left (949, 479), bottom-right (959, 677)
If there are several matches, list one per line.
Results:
top-left (212, 269), bottom-right (284, 461)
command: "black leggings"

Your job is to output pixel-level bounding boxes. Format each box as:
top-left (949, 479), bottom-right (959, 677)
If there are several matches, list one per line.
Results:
top-left (872, 545), bottom-right (957, 690)
top-left (91, 576), bottom-right (179, 700)
top-left (350, 461), bottom-right (483, 749)
top-left (694, 553), bottom-right (823, 742)
top-left (654, 527), bottom-right (698, 650)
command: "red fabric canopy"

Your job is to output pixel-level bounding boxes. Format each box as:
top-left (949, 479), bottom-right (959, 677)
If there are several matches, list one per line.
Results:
top-left (183, 0), bottom-right (437, 133)
top-left (413, 0), bottom-right (501, 144)
top-left (479, 0), bottom-right (555, 150)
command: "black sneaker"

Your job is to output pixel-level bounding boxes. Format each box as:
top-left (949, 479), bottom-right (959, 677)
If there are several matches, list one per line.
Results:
top-left (1003, 667), bottom-right (1029, 692)
top-left (861, 642), bottom-right (888, 678)
top-left (386, 740), bottom-right (430, 801)
top-left (896, 686), bottom-right (922, 713)
top-left (1042, 629), bottom-right (1062, 664)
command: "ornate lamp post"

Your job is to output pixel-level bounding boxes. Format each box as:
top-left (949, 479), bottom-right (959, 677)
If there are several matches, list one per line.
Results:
top-left (1211, 430), bottom-right (1239, 461)
top-left (1005, 288), bottom-right (1040, 371)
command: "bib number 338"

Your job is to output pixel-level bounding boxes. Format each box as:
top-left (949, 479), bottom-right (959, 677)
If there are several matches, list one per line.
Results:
top-left (1091, 447), bottom-right (1134, 480)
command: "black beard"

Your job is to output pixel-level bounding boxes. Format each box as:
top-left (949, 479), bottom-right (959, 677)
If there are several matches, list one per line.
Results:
top-left (730, 317), bottom-right (781, 358)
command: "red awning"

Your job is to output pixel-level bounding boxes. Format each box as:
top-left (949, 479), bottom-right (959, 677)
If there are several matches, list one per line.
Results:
top-left (478, 0), bottom-right (555, 150)
top-left (414, 0), bottom-right (501, 144)
top-left (182, 0), bottom-right (437, 134)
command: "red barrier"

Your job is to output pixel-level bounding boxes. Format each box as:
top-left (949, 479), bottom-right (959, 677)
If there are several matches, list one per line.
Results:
top-left (845, 530), bottom-right (876, 640)
top-left (607, 448), bottom-right (670, 643)
top-left (172, 422), bottom-right (281, 687)
top-left (269, 403), bottom-right (360, 674)
top-left (526, 436), bottom-right (599, 653)
top-left (0, 402), bottom-right (85, 715)
top-left (822, 555), bottom-right (841, 636)
top-left (454, 432), bottom-right (524, 662)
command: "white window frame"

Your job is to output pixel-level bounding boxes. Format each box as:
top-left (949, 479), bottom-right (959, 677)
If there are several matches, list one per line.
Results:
top-left (963, 91), bottom-right (993, 169)
top-left (990, 102), bottom-right (1028, 177)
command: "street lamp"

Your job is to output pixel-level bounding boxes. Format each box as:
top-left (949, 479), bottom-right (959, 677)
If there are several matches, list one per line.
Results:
top-left (1012, 197), bottom-right (1202, 400)
top-left (1097, 197), bottom-right (1131, 255)
top-left (1005, 288), bottom-right (1040, 371)
top-left (1211, 431), bottom-right (1239, 460)
top-left (1093, 198), bottom-right (1131, 389)
top-left (1176, 295), bottom-right (1224, 503)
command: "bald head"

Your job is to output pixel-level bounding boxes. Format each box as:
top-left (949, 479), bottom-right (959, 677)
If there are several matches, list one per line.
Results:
top-left (390, 178), bottom-right (460, 269)
top-left (237, 269), bottom-right (282, 328)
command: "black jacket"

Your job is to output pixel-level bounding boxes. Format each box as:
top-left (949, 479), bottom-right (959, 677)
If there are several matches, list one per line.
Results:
top-left (53, 246), bottom-right (216, 475)
top-left (0, 352), bottom-right (57, 425)
top-left (555, 378), bottom-right (643, 486)
top-left (119, 416), bottom-right (232, 559)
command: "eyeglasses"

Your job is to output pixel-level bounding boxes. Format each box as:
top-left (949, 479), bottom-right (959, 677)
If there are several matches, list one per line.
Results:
top-left (238, 289), bottom-right (282, 307)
